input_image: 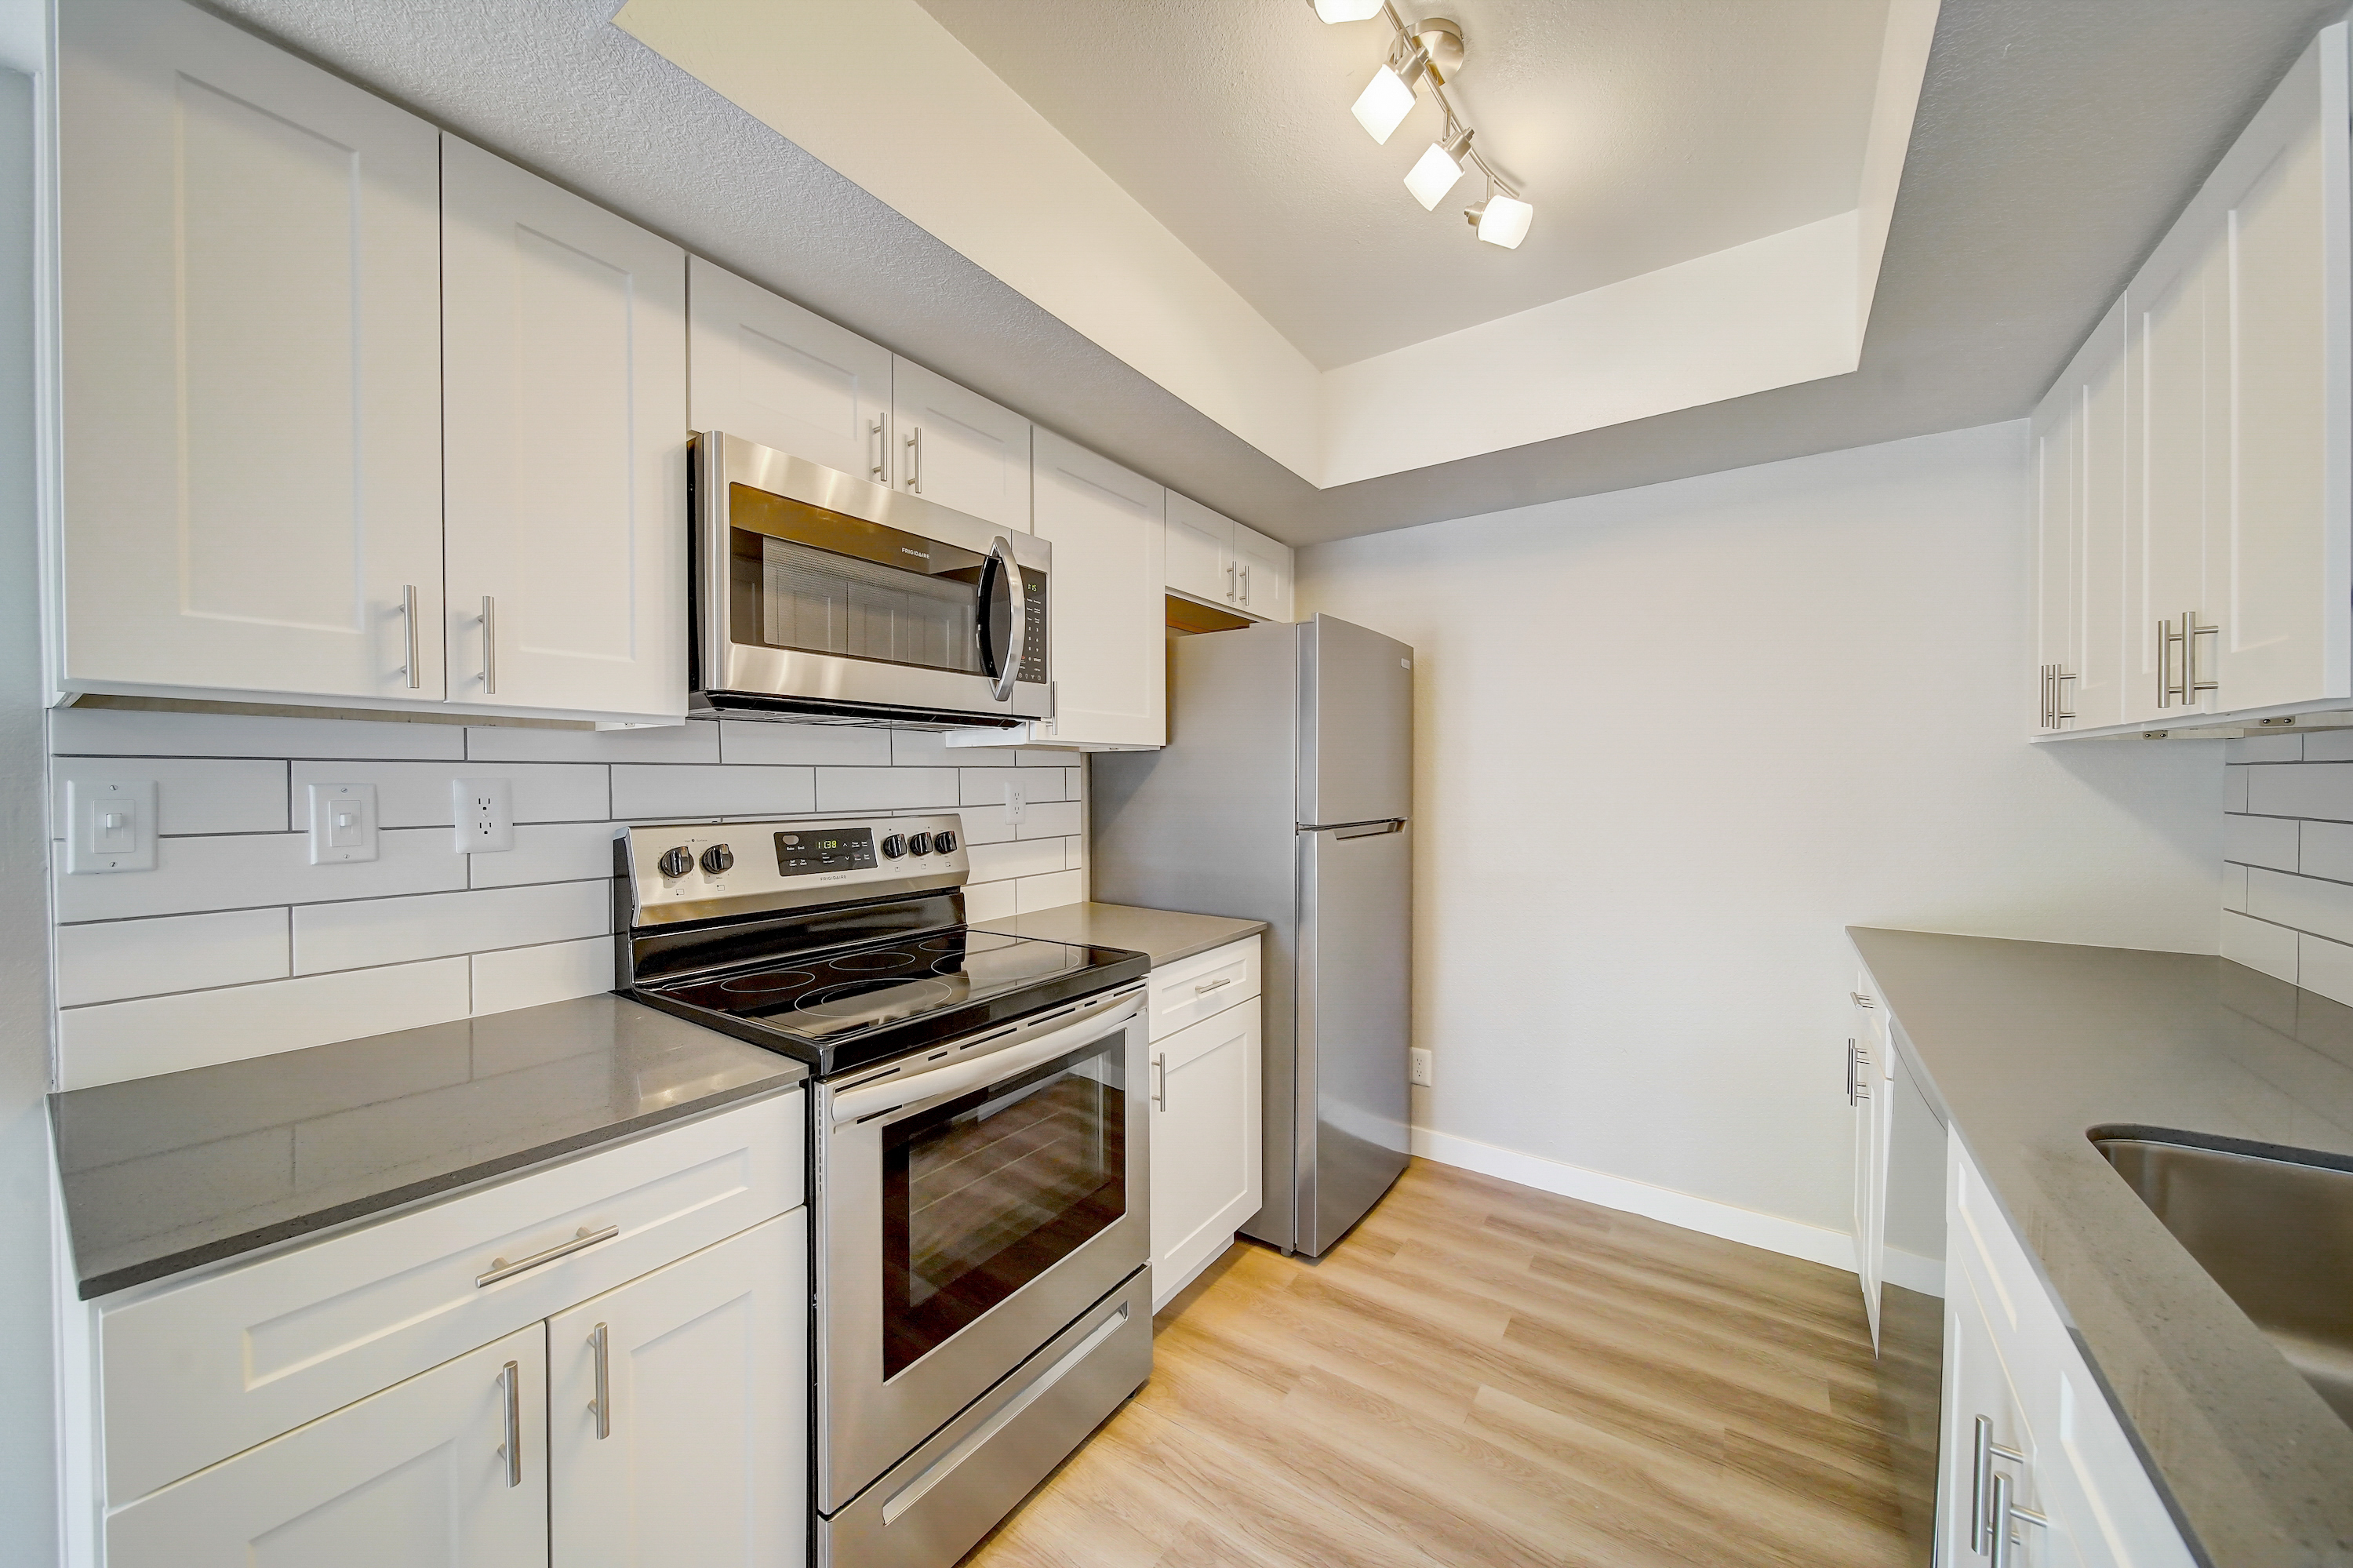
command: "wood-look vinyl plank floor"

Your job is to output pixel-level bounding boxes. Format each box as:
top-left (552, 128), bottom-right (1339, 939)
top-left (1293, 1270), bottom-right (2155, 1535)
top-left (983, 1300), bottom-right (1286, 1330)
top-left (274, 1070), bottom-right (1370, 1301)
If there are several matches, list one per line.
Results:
top-left (961, 1159), bottom-right (1923, 1568)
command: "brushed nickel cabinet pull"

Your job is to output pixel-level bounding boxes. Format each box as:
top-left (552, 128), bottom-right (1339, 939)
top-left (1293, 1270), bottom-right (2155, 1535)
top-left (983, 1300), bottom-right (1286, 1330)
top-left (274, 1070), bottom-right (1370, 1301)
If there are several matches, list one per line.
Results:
top-left (870, 418), bottom-right (886, 480)
top-left (498, 1360), bottom-right (522, 1487)
top-left (905, 426), bottom-right (922, 492)
top-left (588, 1322), bottom-right (611, 1440)
top-left (1990, 1471), bottom-right (2048, 1567)
top-left (2054, 668), bottom-right (2076, 725)
top-left (1151, 1052), bottom-right (1167, 1111)
top-left (476, 1224), bottom-right (619, 1288)
top-left (481, 595), bottom-right (497, 695)
top-left (2186, 609), bottom-right (2219, 699)
top-left (2158, 618), bottom-right (2188, 708)
top-left (402, 584), bottom-right (421, 689)
top-left (1195, 977), bottom-right (1233, 995)
top-left (1971, 1415), bottom-right (2027, 1554)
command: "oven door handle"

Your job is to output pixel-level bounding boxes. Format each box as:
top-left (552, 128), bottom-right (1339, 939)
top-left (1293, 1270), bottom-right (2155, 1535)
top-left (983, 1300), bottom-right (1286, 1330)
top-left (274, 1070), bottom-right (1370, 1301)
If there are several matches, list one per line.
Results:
top-left (828, 992), bottom-right (1141, 1127)
top-left (980, 533), bottom-right (1026, 704)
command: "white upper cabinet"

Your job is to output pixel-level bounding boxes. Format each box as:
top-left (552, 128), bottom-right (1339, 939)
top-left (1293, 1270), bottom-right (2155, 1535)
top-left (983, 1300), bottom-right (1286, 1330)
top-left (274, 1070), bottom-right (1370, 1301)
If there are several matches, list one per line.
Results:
top-left (893, 357), bottom-right (1032, 531)
top-left (442, 140), bottom-right (688, 722)
top-left (1029, 431), bottom-right (1168, 748)
top-left (687, 258), bottom-right (893, 483)
top-left (57, 0), bottom-right (446, 704)
top-left (1164, 492), bottom-right (1296, 623)
top-left (2032, 376), bottom-right (2079, 733)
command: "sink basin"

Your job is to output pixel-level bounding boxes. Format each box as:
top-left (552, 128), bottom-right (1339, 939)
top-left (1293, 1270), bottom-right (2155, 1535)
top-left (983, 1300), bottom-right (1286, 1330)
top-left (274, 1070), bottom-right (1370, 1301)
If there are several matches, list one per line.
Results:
top-left (2094, 1133), bottom-right (2353, 1427)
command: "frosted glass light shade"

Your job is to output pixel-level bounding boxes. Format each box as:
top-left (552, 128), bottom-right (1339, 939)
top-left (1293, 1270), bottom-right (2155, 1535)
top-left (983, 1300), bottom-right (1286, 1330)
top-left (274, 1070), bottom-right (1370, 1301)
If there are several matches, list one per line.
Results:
top-left (1476, 194), bottom-right (1534, 249)
top-left (1403, 142), bottom-right (1465, 209)
top-left (1313, 0), bottom-right (1385, 20)
top-left (1351, 66), bottom-right (1417, 144)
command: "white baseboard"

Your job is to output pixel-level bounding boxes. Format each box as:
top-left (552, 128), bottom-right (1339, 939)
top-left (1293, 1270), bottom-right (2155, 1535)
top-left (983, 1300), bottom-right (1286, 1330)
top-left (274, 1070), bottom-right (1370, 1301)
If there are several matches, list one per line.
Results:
top-left (1884, 1246), bottom-right (1945, 1298)
top-left (1409, 1127), bottom-right (1860, 1275)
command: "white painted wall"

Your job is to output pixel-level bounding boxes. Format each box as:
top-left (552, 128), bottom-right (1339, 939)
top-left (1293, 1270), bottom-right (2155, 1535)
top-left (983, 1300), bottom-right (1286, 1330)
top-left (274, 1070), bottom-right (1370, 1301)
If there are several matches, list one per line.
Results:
top-left (1298, 422), bottom-right (2224, 1236)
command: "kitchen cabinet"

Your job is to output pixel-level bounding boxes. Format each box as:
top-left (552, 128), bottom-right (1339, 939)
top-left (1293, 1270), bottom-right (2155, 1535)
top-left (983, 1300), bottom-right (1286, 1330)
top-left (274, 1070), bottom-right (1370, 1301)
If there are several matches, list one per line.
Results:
top-left (107, 1324), bottom-right (551, 1568)
top-left (1847, 984), bottom-right (1891, 1347)
top-left (56, 0), bottom-right (446, 705)
top-left (1166, 492), bottom-right (1296, 624)
top-left (1146, 936), bottom-right (1264, 1309)
top-left (548, 1212), bottom-right (806, 1568)
top-left (893, 356), bottom-right (1033, 532)
top-left (442, 139), bottom-right (688, 722)
top-left (687, 257), bottom-right (894, 483)
top-left (1938, 1133), bottom-right (2195, 1568)
top-left (2034, 22), bottom-right (2353, 737)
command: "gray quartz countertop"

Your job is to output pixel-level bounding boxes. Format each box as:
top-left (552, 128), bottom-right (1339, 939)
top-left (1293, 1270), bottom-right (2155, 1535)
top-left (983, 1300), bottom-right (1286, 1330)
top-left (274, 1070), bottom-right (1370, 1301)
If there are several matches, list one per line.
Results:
top-left (1848, 928), bottom-right (2353, 1568)
top-left (52, 994), bottom-right (804, 1300)
top-left (972, 901), bottom-right (1267, 967)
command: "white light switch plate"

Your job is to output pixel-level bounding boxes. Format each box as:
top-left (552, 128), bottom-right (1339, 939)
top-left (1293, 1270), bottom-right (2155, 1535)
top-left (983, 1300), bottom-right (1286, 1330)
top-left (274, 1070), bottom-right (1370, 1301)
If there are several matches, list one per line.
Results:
top-left (453, 777), bottom-right (515, 853)
top-left (65, 779), bottom-right (157, 874)
top-left (1409, 1048), bottom-right (1434, 1086)
top-left (307, 782), bottom-right (380, 864)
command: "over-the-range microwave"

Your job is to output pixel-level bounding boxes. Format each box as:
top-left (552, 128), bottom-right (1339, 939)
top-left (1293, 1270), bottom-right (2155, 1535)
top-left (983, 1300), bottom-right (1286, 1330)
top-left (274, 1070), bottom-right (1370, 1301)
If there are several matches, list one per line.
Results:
top-left (690, 431), bottom-right (1052, 728)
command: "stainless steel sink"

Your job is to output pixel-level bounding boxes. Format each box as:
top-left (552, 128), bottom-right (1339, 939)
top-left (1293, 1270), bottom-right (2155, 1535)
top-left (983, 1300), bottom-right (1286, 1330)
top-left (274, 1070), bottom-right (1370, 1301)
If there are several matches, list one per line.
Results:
top-left (2094, 1133), bottom-right (2353, 1426)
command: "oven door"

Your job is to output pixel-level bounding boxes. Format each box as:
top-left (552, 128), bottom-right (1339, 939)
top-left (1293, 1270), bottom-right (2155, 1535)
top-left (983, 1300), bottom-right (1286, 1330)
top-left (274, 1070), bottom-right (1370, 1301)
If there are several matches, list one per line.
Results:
top-left (816, 990), bottom-right (1148, 1513)
top-left (694, 431), bottom-right (1052, 722)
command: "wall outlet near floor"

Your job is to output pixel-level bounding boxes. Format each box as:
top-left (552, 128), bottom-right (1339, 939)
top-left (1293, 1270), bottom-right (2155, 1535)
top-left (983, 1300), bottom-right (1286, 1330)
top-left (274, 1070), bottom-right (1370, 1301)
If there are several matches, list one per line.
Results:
top-left (453, 777), bottom-right (515, 853)
top-left (307, 782), bottom-right (380, 865)
top-left (64, 778), bottom-right (157, 874)
top-left (1004, 783), bottom-right (1026, 824)
top-left (1409, 1047), bottom-right (1434, 1086)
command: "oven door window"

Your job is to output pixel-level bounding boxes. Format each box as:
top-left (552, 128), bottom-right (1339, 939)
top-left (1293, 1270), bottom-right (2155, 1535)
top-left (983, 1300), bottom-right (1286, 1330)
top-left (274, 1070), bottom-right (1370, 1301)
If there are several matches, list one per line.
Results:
top-left (727, 482), bottom-right (988, 675)
top-left (882, 1033), bottom-right (1126, 1380)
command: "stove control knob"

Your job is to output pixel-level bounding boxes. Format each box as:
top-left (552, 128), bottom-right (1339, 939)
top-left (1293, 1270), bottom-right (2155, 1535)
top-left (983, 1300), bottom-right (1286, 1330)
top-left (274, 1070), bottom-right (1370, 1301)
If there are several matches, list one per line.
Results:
top-left (656, 846), bottom-right (694, 879)
top-left (908, 832), bottom-right (935, 856)
top-left (700, 844), bottom-right (734, 875)
top-left (880, 834), bottom-right (907, 859)
top-left (933, 830), bottom-right (958, 853)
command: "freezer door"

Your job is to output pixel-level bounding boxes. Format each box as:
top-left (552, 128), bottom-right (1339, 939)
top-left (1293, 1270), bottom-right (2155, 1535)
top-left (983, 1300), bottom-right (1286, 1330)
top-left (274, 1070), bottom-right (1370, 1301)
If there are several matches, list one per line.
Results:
top-left (1296, 820), bottom-right (1412, 1255)
top-left (1298, 616), bottom-right (1413, 828)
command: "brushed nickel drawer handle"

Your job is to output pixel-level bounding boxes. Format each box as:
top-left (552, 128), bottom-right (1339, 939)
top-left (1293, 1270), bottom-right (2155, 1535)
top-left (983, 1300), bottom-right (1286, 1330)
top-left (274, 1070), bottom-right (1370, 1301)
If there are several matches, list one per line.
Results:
top-left (588, 1322), bottom-right (611, 1440)
top-left (1151, 1052), bottom-right (1167, 1110)
top-left (401, 584), bottom-right (420, 689)
top-left (1195, 977), bottom-right (1233, 995)
top-left (498, 1359), bottom-right (522, 1487)
top-left (476, 1224), bottom-right (618, 1288)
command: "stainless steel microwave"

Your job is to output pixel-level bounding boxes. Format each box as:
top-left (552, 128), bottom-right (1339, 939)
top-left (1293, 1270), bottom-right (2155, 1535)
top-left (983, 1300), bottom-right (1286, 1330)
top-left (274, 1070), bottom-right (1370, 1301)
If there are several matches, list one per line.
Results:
top-left (690, 431), bottom-right (1052, 728)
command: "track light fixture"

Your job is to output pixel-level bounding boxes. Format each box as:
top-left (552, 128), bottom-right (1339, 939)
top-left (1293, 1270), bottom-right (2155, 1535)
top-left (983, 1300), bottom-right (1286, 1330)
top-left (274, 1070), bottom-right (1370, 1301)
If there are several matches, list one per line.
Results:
top-left (1312, 2), bottom-right (1529, 248)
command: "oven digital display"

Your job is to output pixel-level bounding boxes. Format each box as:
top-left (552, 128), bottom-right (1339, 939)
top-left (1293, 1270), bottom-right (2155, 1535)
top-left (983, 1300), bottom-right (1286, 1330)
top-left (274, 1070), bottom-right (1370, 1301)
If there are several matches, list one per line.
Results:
top-left (774, 828), bottom-right (878, 876)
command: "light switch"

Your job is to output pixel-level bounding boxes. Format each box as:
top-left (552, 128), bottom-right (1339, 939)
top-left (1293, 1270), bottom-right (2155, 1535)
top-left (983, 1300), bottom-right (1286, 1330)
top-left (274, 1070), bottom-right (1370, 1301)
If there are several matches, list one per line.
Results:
top-left (65, 780), bottom-right (157, 874)
top-left (453, 777), bottom-right (515, 854)
top-left (307, 783), bottom-right (380, 864)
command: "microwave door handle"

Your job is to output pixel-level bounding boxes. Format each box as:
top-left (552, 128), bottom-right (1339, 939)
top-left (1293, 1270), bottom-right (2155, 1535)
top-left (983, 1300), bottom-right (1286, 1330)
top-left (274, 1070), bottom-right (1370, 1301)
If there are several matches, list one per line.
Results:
top-left (984, 533), bottom-right (1025, 703)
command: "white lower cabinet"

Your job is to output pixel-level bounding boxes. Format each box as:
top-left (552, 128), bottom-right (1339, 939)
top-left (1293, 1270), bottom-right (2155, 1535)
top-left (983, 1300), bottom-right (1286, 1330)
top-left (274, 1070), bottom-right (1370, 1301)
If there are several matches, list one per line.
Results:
top-left (1146, 937), bottom-right (1264, 1309)
top-left (1940, 1133), bottom-right (2194, 1568)
top-left (548, 1212), bottom-right (806, 1568)
top-left (107, 1323), bottom-right (551, 1568)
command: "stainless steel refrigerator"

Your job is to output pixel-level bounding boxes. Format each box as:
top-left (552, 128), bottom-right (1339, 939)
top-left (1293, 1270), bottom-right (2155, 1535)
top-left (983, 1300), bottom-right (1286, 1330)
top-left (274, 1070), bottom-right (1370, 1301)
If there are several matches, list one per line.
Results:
top-left (1091, 613), bottom-right (1413, 1257)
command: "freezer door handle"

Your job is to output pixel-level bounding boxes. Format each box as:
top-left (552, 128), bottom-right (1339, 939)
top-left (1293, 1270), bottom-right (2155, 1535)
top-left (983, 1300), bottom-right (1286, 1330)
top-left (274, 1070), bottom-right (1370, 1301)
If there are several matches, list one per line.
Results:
top-left (1304, 818), bottom-right (1406, 839)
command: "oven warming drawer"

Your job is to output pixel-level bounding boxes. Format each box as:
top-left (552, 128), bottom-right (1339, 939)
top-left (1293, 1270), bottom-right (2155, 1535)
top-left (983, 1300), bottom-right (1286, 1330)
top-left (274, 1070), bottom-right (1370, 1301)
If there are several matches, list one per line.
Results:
top-left (819, 1267), bottom-right (1151, 1568)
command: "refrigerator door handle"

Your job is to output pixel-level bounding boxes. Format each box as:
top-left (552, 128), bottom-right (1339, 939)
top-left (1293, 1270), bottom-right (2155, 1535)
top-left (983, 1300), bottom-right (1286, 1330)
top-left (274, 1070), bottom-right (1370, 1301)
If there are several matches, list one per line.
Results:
top-left (1304, 818), bottom-right (1406, 839)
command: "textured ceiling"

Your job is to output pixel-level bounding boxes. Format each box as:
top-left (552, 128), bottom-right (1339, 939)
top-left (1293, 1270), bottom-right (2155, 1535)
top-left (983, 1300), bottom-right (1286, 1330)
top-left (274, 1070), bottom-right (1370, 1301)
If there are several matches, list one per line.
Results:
top-left (911, 0), bottom-right (1890, 369)
top-left (197, 0), bottom-right (2341, 548)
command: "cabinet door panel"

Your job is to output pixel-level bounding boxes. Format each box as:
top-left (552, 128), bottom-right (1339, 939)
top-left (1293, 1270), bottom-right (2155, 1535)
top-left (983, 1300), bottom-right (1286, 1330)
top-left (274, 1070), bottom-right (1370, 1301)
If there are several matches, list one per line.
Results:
top-left (2034, 384), bottom-right (2080, 730)
top-left (1166, 491), bottom-right (1236, 606)
top-left (107, 1324), bottom-right (547, 1568)
top-left (59, 0), bottom-right (444, 700)
top-left (689, 257), bottom-right (891, 482)
top-left (2075, 302), bottom-right (2131, 729)
top-left (1231, 522), bottom-right (1295, 624)
top-left (1031, 431), bottom-right (1168, 747)
top-left (548, 1211), bottom-right (807, 1568)
top-left (893, 358), bottom-right (1032, 531)
top-left (1151, 1006), bottom-right (1261, 1307)
top-left (442, 138), bottom-right (688, 720)
top-left (2133, 246), bottom-right (2219, 721)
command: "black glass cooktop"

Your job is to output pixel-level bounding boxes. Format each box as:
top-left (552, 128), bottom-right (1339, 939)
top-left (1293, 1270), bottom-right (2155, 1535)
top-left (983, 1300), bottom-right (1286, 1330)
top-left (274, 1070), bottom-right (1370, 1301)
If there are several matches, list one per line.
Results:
top-left (631, 927), bottom-right (1148, 1076)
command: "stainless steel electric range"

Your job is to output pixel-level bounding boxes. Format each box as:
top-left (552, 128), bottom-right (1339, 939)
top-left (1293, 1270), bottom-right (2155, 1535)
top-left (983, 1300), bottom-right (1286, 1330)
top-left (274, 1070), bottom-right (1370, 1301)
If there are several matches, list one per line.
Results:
top-left (614, 814), bottom-right (1152, 1568)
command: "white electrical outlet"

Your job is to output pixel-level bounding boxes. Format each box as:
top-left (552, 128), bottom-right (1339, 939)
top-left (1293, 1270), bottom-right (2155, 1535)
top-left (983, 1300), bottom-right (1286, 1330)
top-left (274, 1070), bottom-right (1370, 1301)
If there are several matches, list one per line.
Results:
top-left (65, 779), bottom-right (157, 874)
top-left (1004, 783), bottom-right (1026, 824)
top-left (1409, 1047), bottom-right (1434, 1087)
top-left (453, 777), bottom-right (515, 853)
top-left (307, 783), bottom-right (380, 864)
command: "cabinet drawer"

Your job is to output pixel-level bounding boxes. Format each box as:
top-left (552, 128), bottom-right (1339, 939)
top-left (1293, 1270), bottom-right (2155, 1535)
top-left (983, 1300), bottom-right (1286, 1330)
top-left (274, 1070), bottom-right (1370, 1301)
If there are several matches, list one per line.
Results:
top-left (1148, 937), bottom-right (1261, 1041)
top-left (100, 1090), bottom-right (802, 1504)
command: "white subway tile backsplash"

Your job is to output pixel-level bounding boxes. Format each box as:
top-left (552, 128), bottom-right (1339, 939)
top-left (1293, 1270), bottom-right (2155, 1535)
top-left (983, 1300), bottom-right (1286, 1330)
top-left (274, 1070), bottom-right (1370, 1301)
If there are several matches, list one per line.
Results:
top-left (289, 760), bottom-right (609, 828)
top-left (464, 720), bottom-right (719, 763)
top-left (2245, 867), bottom-right (2353, 948)
top-left (52, 707), bottom-right (465, 761)
top-left (1015, 869), bottom-right (1083, 912)
top-left (962, 879), bottom-right (1019, 922)
top-left (2224, 863), bottom-right (2249, 912)
top-left (2226, 766), bottom-right (2250, 813)
top-left (718, 721), bottom-right (891, 766)
top-left (1015, 751), bottom-right (1069, 767)
top-left (2226, 734), bottom-right (2304, 763)
top-left (2301, 820), bottom-right (2353, 885)
top-left (55, 828), bottom-right (465, 922)
top-left (2224, 813), bottom-right (2299, 871)
top-left (609, 764), bottom-right (816, 820)
top-left (49, 756), bottom-right (289, 838)
top-left (56, 908), bottom-right (289, 1007)
top-left (888, 729), bottom-right (954, 766)
top-left (57, 958), bottom-right (473, 1090)
top-left (1017, 800), bottom-right (1082, 840)
top-left (958, 767), bottom-right (1031, 807)
top-left (471, 936), bottom-right (612, 1016)
top-left (2220, 911), bottom-right (2298, 985)
top-left (469, 821), bottom-right (623, 890)
top-left (968, 837), bottom-right (1068, 885)
top-left (293, 880), bottom-right (609, 976)
top-left (2244, 762), bottom-right (2353, 823)
top-left (2299, 729), bottom-right (2353, 762)
top-left (2298, 932), bottom-right (2353, 1010)
top-left (814, 767), bottom-right (959, 812)
top-left (958, 805), bottom-right (1018, 845)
